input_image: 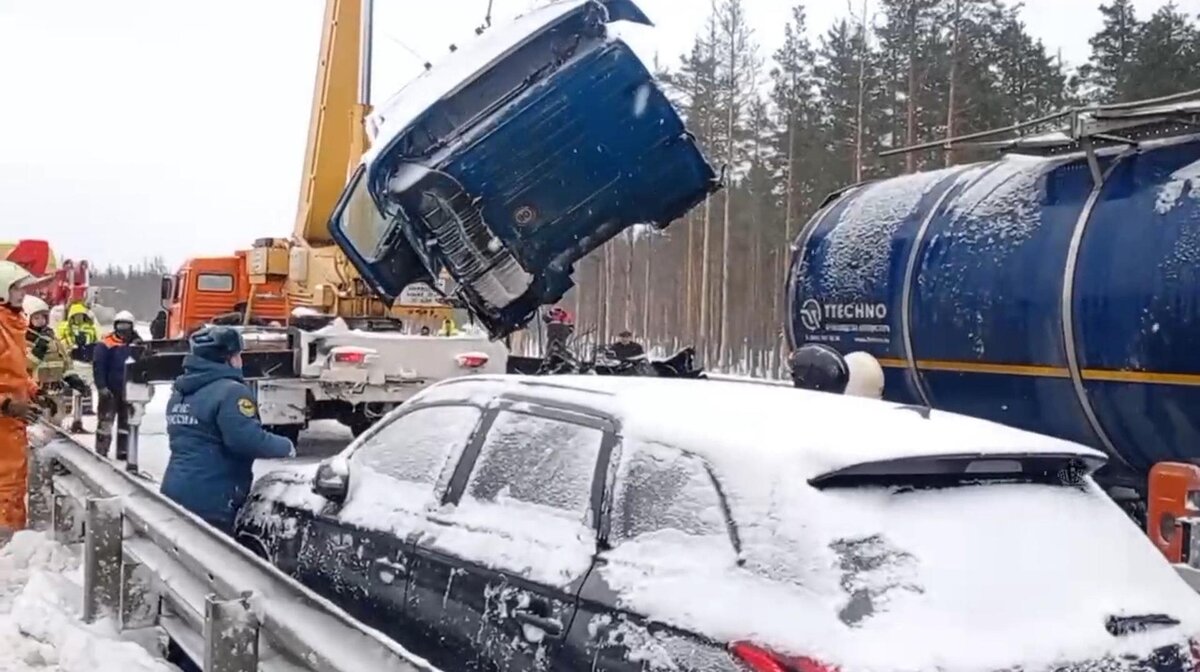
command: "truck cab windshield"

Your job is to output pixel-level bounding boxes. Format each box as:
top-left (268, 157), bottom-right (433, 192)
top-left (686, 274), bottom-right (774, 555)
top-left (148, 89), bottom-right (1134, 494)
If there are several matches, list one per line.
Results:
top-left (331, 167), bottom-right (389, 262)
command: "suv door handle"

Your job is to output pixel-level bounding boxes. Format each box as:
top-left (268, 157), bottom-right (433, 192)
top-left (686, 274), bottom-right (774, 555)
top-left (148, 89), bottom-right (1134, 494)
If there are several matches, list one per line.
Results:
top-left (511, 609), bottom-right (564, 639)
top-left (372, 557), bottom-right (407, 583)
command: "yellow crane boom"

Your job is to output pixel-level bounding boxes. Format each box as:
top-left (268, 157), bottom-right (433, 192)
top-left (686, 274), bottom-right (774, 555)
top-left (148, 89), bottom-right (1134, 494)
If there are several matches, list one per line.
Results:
top-left (160, 0), bottom-right (453, 335)
top-left (292, 0), bottom-right (372, 245)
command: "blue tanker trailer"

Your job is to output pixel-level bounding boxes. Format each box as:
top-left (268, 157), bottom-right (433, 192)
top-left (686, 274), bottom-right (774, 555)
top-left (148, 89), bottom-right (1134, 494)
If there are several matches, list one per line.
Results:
top-left (788, 93), bottom-right (1200, 556)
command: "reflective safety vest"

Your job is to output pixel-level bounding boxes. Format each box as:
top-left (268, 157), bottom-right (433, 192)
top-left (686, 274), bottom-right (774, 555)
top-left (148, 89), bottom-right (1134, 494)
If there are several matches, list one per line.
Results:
top-left (56, 303), bottom-right (98, 350)
top-left (27, 327), bottom-right (71, 385)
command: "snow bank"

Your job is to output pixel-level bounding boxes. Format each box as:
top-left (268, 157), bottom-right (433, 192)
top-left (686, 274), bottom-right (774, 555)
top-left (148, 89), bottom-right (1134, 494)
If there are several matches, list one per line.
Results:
top-left (0, 531), bottom-right (172, 672)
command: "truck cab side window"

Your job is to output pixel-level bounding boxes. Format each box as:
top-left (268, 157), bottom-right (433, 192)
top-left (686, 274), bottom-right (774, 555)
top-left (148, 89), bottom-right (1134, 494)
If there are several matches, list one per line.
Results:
top-left (196, 273), bottom-right (234, 292)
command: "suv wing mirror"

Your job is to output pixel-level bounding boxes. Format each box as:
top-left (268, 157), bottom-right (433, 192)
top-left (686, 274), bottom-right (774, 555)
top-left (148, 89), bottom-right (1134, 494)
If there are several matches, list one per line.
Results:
top-left (312, 458), bottom-right (348, 502)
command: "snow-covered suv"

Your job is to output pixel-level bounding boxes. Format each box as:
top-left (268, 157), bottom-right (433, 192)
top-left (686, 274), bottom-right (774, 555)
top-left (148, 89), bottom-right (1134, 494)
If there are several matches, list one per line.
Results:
top-left (235, 375), bottom-right (1200, 672)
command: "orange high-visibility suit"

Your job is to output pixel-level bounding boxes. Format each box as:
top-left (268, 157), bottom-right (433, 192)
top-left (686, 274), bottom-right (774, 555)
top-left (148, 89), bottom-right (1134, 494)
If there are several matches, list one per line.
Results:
top-left (0, 302), bottom-right (36, 531)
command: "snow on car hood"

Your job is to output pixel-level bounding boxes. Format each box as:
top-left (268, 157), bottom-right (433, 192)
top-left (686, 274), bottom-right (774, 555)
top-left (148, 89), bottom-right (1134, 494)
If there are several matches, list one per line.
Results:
top-left (364, 0), bottom-right (650, 165)
top-left (601, 475), bottom-right (1200, 672)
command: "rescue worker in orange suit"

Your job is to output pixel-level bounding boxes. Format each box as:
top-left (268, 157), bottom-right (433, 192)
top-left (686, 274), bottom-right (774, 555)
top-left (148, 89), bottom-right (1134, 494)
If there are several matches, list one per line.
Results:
top-left (0, 260), bottom-right (43, 543)
top-left (93, 310), bottom-right (143, 460)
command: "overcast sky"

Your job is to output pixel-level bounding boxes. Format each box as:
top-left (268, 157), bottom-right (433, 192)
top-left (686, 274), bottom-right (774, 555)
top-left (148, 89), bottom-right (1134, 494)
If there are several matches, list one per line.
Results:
top-left (0, 0), bottom-right (1195, 269)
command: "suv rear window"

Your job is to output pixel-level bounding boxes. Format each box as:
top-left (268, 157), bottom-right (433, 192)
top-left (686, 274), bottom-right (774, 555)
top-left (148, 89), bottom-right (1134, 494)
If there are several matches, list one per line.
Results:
top-left (610, 441), bottom-right (730, 544)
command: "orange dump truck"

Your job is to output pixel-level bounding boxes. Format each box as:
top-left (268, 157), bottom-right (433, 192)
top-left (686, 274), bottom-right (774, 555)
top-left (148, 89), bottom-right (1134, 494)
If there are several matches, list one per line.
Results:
top-left (159, 240), bottom-right (290, 339)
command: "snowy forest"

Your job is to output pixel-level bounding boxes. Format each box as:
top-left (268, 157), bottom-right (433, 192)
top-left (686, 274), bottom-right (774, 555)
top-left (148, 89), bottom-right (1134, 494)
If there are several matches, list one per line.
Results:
top-left (563, 0), bottom-right (1200, 374)
top-left (89, 258), bottom-right (171, 320)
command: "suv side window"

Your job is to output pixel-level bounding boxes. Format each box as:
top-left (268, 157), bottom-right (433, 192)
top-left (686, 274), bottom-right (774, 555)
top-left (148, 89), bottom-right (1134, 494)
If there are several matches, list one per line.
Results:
top-left (610, 440), bottom-right (730, 544)
top-left (465, 410), bottom-right (605, 525)
top-left (347, 405), bottom-right (483, 500)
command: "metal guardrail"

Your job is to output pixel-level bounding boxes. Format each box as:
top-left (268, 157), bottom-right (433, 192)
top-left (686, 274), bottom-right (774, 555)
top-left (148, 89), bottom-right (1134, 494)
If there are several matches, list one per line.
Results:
top-left (26, 425), bottom-right (437, 672)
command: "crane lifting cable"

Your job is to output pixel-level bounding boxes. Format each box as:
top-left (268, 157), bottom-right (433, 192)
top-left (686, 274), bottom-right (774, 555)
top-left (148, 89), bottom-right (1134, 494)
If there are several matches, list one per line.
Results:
top-left (477, 0), bottom-right (495, 34)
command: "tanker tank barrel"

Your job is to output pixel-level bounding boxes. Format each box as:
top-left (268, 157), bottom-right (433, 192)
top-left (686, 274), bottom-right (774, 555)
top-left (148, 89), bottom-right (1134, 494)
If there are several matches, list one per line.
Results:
top-left (789, 108), bottom-right (1200, 511)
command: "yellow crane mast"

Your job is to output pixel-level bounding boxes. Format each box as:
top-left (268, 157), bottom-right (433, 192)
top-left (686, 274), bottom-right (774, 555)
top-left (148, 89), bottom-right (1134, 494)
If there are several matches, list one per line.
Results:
top-left (162, 0), bottom-right (451, 337)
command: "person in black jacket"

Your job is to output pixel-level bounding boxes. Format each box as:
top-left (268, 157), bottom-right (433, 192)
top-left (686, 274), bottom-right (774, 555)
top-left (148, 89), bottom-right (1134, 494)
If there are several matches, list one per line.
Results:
top-left (609, 330), bottom-right (645, 361)
top-left (149, 310), bottom-right (168, 340)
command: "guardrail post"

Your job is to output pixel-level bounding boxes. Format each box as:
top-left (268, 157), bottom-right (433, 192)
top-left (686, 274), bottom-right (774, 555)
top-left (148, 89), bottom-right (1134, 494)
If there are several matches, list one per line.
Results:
top-left (204, 592), bottom-right (259, 672)
top-left (52, 492), bottom-right (82, 544)
top-left (82, 496), bottom-right (123, 622)
top-left (119, 552), bottom-right (159, 631)
top-left (26, 450), bottom-right (53, 531)
top-left (72, 390), bottom-right (84, 428)
top-left (125, 400), bottom-right (144, 474)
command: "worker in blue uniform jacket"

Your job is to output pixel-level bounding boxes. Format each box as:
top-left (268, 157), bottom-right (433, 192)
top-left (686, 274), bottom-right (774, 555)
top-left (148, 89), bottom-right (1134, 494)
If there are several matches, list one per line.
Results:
top-left (92, 311), bottom-right (143, 459)
top-left (160, 326), bottom-right (295, 534)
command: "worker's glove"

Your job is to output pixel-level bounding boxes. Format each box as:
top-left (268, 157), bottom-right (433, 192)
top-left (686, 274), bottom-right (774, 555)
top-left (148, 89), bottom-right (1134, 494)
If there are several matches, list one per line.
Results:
top-left (34, 392), bottom-right (59, 418)
top-left (286, 442), bottom-right (297, 459)
top-left (74, 332), bottom-right (89, 348)
top-left (1, 398), bottom-right (42, 423)
top-left (31, 338), bottom-right (49, 361)
top-left (63, 373), bottom-right (89, 396)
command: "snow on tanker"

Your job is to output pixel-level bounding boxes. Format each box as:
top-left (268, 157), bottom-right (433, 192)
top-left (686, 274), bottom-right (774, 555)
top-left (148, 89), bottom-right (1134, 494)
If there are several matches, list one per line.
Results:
top-left (788, 90), bottom-right (1200, 566)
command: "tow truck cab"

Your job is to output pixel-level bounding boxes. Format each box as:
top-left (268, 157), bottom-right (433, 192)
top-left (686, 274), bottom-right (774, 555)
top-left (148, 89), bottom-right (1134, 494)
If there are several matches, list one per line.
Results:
top-left (160, 251), bottom-right (289, 339)
top-left (328, 0), bottom-right (720, 339)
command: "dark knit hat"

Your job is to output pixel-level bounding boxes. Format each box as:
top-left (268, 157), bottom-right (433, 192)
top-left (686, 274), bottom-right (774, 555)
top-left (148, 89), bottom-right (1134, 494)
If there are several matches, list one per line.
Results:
top-left (189, 326), bottom-right (244, 362)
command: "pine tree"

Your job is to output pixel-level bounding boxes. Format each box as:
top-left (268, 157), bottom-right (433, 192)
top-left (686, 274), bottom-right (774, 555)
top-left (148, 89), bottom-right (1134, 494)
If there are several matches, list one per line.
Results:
top-left (1126, 4), bottom-right (1200, 100)
top-left (770, 5), bottom-right (821, 252)
top-left (875, 0), bottom-right (944, 172)
top-left (711, 0), bottom-right (759, 365)
top-left (1078, 0), bottom-right (1141, 103)
top-left (815, 20), bottom-right (883, 186)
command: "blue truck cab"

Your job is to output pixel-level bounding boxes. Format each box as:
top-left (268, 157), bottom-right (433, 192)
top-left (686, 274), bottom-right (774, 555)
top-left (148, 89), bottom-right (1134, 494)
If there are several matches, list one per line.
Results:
top-left (328, 0), bottom-right (720, 338)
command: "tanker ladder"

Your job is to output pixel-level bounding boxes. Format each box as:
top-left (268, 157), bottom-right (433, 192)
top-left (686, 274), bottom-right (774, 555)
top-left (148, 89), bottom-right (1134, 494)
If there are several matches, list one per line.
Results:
top-left (24, 424), bottom-right (440, 672)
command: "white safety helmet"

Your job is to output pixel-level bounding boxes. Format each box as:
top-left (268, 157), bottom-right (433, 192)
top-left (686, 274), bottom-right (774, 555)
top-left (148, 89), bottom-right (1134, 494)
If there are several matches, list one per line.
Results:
top-left (844, 351), bottom-right (886, 400)
top-left (0, 260), bottom-right (36, 306)
top-left (22, 294), bottom-right (49, 317)
top-left (113, 310), bottom-right (135, 326)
